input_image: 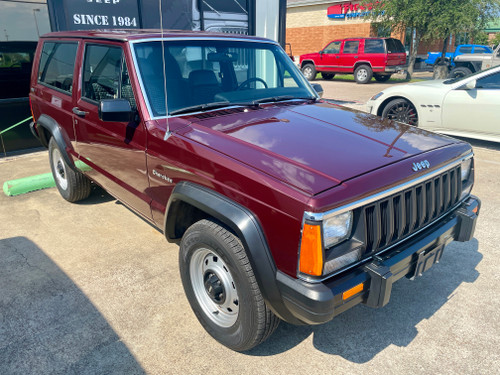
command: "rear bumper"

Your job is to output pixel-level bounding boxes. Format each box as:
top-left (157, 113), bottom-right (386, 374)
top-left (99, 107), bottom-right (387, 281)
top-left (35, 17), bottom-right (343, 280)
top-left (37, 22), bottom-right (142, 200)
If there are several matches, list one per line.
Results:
top-left (276, 196), bottom-right (480, 325)
top-left (385, 65), bottom-right (407, 73)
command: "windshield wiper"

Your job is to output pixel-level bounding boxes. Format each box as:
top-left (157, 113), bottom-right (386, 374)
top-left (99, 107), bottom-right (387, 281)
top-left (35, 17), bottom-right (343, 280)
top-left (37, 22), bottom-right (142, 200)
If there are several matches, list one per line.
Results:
top-left (169, 101), bottom-right (231, 115)
top-left (233, 95), bottom-right (317, 108)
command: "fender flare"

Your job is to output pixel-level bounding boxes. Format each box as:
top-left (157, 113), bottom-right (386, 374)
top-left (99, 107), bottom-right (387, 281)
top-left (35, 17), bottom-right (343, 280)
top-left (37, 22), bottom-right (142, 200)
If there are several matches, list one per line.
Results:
top-left (164, 181), bottom-right (303, 324)
top-left (36, 114), bottom-right (76, 171)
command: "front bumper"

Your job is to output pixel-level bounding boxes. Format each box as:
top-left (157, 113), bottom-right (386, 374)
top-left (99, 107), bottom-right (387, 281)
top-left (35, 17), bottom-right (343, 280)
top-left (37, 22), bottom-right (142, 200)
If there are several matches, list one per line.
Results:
top-left (276, 196), bottom-right (480, 325)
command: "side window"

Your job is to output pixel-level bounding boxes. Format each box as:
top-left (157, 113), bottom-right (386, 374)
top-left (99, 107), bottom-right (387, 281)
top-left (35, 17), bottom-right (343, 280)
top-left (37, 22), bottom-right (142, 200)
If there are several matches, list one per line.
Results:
top-left (364, 39), bottom-right (385, 53)
top-left (459, 46), bottom-right (473, 54)
top-left (475, 71), bottom-right (500, 90)
top-left (38, 42), bottom-right (78, 94)
top-left (323, 41), bottom-right (341, 54)
top-left (82, 44), bottom-right (123, 103)
top-left (342, 41), bottom-right (359, 54)
top-left (474, 47), bottom-right (489, 54)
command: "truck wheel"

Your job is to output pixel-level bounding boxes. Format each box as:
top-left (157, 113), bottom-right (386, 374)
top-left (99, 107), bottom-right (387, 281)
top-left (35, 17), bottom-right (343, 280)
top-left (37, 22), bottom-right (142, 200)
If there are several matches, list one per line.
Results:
top-left (374, 74), bottom-right (391, 82)
top-left (179, 219), bottom-right (279, 351)
top-left (301, 63), bottom-right (317, 81)
top-left (354, 65), bottom-right (373, 84)
top-left (322, 73), bottom-right (335, 80)
top-left (48, 137), bottom-right (91, 202)
top-left (381, 98), bottom-right (419, 126)
top-left (449, 67), bottom-right (472, 79)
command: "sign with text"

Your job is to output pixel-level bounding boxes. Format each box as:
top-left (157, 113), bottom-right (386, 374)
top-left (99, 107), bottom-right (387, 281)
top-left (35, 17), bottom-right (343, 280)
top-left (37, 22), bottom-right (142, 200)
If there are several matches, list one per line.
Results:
top-left (62, 0), bottom-right (140, 30)
top-left (327, 1), bottom-right (381, 20)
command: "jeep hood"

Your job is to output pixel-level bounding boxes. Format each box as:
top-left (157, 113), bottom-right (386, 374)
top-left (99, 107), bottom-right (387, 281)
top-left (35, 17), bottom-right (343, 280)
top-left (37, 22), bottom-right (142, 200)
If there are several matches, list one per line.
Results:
top-left (181, 102), bottom-right (457, 195)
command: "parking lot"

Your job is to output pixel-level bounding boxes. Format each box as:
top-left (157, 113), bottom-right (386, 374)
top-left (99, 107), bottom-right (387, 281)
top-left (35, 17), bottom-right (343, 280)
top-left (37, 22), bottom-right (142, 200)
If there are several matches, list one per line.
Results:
top-left (1, 79), bottom-right (500, 374)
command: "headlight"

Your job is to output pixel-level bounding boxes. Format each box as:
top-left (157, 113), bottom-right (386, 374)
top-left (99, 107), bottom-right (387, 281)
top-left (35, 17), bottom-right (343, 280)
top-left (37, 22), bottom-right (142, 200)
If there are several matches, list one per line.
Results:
top-left (461, 158), bottom-right (472, 182)
top-left (370, 92), bottom-right (384, 101)
top-left (460, 157), bottom-right (474, 199)
top-left (298, 210), bottom-right (353, 277)
top-left (323, 211), bottom-right (353, 248)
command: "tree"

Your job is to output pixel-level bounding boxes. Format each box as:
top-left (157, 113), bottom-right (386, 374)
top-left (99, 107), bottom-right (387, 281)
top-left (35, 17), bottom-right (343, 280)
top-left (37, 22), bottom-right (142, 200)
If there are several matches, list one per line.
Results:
top-left (363, 0), bottom-right (500, 74)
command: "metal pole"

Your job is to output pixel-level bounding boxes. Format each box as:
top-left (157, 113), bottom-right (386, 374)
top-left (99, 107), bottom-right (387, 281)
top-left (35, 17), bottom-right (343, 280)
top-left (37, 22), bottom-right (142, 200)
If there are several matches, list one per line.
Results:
top-left (33, 9), bottom-right (40, 38)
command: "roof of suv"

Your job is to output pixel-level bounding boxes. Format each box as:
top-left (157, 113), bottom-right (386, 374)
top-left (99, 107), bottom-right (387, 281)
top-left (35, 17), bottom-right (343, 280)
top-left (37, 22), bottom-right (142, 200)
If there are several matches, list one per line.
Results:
top-left (40, 29), bottom-right (275, 43)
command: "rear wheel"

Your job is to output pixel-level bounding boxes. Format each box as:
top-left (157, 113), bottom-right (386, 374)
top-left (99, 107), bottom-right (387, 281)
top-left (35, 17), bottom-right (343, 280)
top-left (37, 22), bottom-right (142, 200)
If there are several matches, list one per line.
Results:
top-left (179, 219), bottom-right (279, 351)
top-left (374, 74), bottom-right (391, 82)
top-left (322, 72), bottom-right (335, 80)
top-left (48, 137), bottom-right (91, 202)
top-left (301, 63), bottom-right (317, 81)
top-left (449, 66), bottom-right (472, 79)
top-left (354, 65), bottom-right (373, 84)
top-left (381, 98), bottom-right (419, 126)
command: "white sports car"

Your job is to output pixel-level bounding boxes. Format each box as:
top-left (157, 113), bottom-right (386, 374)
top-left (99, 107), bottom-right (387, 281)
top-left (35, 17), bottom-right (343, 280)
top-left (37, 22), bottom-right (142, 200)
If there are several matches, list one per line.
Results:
top-left (367, 66), bottom-right (500, 143)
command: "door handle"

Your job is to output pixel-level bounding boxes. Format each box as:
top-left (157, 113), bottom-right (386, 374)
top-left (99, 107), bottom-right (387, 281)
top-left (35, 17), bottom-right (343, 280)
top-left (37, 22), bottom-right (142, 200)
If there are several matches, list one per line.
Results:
top-left (72, 107), bottom-right (88, 117)
top-left (354, 56), bottom-right (359, 59)
top-left (336, 55), bottom-right (340, 58)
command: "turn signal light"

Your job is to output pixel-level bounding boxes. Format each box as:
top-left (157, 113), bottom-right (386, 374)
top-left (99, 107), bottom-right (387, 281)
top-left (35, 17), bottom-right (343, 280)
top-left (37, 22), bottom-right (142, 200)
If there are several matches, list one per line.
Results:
top-left (299, 223), bottom-right (323, 276)
top-left (342, 283), bottom-right (364, 300)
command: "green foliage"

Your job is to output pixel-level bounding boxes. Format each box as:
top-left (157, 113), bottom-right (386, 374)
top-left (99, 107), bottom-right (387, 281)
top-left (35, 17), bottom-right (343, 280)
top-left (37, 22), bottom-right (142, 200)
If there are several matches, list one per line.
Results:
top-left (491, 33), bottom-right (500, 46)
top-left (471, 31), bottom-right (490, 45)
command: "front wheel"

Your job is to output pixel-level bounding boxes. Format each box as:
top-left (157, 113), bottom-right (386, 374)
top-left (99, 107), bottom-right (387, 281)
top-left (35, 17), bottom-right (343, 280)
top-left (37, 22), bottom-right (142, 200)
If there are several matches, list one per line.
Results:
top-left (48, 137), bottom-right (91, 202)
top-left (179, 219), bottom-right (279, 351)
top-left (301, 63), bottom-right (317, 81)
top-left (354, 64), bottom-right (373, 84)
top-left (381, 98), bottom-right (419, 126)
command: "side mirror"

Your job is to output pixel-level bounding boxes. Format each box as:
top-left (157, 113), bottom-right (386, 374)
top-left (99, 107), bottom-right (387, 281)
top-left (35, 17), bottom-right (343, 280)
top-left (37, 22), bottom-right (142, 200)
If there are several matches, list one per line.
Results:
top-left (311, 83), bottom-right (324, 98)
top-left (98, 99), bottom-right (133, 122)
top-left (464, 80), bottom-right (477, 90)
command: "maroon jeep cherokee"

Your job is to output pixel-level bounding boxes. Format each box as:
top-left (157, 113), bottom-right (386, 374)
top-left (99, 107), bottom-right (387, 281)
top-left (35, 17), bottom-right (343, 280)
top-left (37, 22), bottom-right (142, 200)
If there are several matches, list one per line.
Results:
top-left (300, 37), bottom-right (407, 83)
top-left (29, 30), bottom-right (479, 351)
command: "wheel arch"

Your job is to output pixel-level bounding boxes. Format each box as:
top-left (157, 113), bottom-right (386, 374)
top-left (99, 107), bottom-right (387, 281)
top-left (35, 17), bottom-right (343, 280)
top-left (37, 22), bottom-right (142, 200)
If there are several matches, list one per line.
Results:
top-left (164, 181), bottom-right (303, 324)
top-left (36, 114), bottom-right (77, 171)
top-left (354, 61), bottom-right (373, 70)
top-left (300, 59), bottom-right (316, 69)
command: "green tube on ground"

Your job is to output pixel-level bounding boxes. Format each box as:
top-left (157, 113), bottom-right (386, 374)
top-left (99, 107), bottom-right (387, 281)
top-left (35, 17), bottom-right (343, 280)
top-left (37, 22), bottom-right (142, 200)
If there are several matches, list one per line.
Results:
top-left (3, 172), bottom-right (56, 197)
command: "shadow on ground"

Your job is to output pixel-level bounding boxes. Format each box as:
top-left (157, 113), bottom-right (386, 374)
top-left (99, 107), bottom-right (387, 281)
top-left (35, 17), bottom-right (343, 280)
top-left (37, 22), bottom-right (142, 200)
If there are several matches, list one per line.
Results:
top-left (0, 237), bottom-right (146, 375)
top-left (247, 239), bottom-right (481, 362)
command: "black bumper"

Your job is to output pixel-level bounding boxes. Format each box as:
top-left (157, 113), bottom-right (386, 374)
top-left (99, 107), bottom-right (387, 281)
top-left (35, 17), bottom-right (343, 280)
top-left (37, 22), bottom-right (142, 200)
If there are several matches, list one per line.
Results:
top-left (276, 196), bottom-right (480, 325)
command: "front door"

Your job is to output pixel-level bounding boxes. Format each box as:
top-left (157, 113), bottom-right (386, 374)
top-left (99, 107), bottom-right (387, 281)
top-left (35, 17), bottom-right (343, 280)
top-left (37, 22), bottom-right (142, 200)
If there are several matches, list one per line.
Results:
top-left (441, 70), bottom-right (500, 137)
top-left (73, 42), bottom-right (152, 219)
top-left (317, 41), bottom-right (342, 72)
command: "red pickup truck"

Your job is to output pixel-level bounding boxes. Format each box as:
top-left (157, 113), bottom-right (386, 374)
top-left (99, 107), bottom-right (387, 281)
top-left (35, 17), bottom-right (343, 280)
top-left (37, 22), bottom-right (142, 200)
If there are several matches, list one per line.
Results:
top-left (300, 37), bottom-right (407, 83)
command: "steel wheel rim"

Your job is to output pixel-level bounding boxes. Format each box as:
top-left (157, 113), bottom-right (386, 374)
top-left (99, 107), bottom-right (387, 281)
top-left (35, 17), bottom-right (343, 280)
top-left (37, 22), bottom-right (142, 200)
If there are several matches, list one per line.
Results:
top-left (357, 69), bottom-right (368, 81)
top-left (386, 101), bottom-right (418, 126)
top-left (51, 147), bottom-right (68, 190)
top-left (190, 248), bottom-right (239, 327)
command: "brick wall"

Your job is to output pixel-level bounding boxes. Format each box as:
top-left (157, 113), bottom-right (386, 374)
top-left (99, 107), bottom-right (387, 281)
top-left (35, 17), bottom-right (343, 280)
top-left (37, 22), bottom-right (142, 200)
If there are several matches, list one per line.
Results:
top-left (286, 23), bottom-right (374, 56)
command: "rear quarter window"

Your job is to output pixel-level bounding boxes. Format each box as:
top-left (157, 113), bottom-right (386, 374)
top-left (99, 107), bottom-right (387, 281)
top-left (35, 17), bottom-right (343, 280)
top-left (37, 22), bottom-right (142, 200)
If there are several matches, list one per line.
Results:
top-left (38, 41), bottom-right (78, 94)
top-left (364, 39), bottom-right (385, 54)
top-left (459, 46), bottom-right (473, 53)
top-left (385, 39), bottom-right (405, 53)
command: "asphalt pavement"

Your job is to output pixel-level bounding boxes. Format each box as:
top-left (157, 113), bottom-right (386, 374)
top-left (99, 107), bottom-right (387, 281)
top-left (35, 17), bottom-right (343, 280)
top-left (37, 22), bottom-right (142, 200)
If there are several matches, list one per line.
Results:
top-left (1, 84), bottom-right (499, 374)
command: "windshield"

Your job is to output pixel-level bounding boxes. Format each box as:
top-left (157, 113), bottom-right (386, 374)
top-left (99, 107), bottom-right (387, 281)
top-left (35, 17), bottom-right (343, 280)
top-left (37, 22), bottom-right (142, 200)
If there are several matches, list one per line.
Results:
top-left (133, 39), bottom-right (316, 117)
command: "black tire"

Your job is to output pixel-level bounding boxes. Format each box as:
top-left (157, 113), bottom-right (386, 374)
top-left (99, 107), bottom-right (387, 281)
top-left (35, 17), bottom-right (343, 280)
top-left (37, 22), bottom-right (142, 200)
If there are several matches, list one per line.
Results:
top-left (449, 66), bottom-right (472, 79)
top-left (354, 64), bottom-right (373, 84)
top-left (301, 63), bottom-right (317, 81)
top-left (381, 98), bottom-right (419, 126)
top-left (374, 74), bottom-right (391, 82)
top-left (322, 72), bottom-right (335, 80)
top-left (179, 219), bottom-right (279, 351)
top-left (48, 137), bottom-right (91, 202)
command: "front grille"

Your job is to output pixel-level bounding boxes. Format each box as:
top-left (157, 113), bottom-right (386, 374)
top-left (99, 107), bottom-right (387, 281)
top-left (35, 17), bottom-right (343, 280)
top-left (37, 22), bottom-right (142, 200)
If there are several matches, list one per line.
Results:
top-left (363, 165), bottom-right (461, 254)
